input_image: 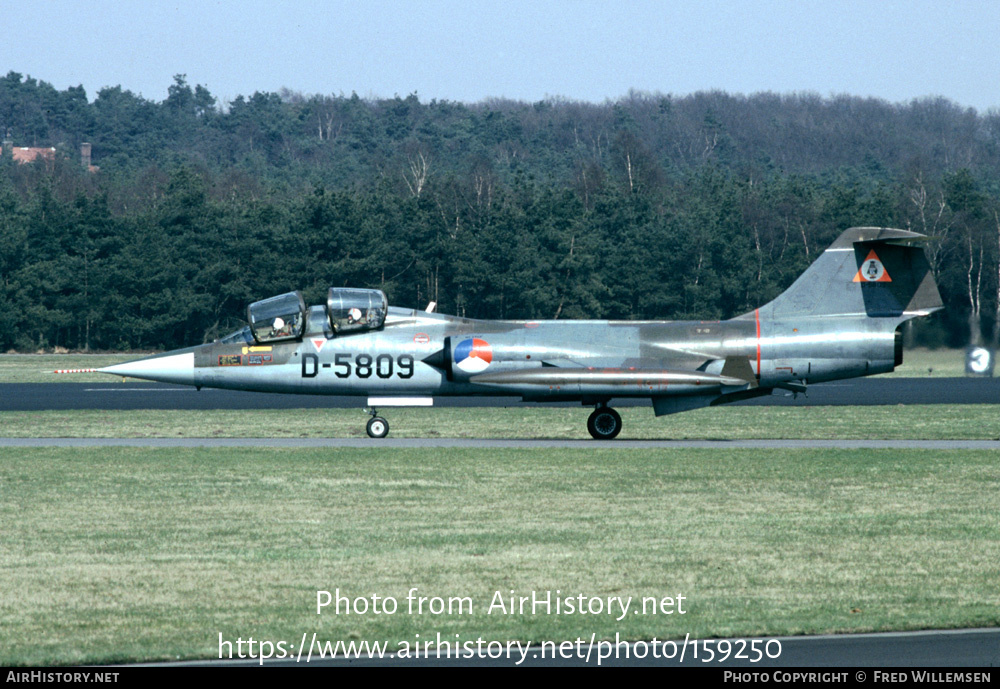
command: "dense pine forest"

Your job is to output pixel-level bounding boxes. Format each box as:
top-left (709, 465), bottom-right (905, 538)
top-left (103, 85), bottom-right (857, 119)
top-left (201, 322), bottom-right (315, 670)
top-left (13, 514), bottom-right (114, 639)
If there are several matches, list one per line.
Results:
top-left (1, 71), bottom-right (999, 352)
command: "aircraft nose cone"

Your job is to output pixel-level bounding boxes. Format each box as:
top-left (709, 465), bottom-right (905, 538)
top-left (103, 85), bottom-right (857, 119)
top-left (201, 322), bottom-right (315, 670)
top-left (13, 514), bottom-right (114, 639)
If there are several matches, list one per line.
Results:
top-left (99, 351), bottom-right (195, 385)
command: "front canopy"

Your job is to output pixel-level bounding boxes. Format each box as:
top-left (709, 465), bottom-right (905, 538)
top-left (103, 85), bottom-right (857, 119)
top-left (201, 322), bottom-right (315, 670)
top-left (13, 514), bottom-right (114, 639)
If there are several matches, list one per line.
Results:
top-left (247, 291), bottom-right (306, 343)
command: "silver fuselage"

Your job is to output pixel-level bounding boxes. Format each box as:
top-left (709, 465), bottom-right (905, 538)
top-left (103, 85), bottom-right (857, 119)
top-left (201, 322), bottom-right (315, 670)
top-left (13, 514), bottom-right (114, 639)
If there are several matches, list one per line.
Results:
top-left (104, 307), bottom-right (898, 399)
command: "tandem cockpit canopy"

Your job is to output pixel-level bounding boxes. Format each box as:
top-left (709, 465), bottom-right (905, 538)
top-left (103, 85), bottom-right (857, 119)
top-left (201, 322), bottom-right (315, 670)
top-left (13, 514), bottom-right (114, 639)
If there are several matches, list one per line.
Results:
top-left (326, 287), bottom-right (387, 334)
top-left (247, 291), bottom-right (307, 343)
top-left (244, 288), bottom-right (387, 344)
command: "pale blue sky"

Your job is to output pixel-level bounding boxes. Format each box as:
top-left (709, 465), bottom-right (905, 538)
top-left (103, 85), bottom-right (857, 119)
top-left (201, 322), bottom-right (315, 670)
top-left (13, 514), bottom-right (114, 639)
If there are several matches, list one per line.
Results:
top-left (3, 0), bottom-right (999, 111)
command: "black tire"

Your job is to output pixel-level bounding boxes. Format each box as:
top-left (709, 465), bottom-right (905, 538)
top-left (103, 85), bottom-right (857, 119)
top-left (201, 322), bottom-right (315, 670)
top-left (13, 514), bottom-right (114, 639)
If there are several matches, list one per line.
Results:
top-left (587, 407), bottom-right (622, 440)
top-left (366, 416), bottom-right (389, 438)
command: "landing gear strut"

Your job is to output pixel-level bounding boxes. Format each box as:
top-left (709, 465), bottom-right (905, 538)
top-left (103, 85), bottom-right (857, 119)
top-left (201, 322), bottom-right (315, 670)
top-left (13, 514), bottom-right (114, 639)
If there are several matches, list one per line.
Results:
top-left (366, 408), bottom-right (389, 438)
top-left (587, 405), bottom-right (622, 440)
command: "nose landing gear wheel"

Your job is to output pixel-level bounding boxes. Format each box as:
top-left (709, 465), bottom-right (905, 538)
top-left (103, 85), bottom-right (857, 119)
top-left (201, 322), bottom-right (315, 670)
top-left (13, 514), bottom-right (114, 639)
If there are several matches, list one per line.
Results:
top-left (366, 416), bottom-right (389, 438)
top-left (587, 406), bottom-right (622, 440)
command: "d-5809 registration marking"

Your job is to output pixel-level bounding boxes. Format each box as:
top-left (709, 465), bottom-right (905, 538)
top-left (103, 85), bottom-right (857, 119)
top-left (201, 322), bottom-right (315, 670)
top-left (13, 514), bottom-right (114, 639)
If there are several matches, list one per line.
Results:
top-left (301, 353), bottom-right (415, 379)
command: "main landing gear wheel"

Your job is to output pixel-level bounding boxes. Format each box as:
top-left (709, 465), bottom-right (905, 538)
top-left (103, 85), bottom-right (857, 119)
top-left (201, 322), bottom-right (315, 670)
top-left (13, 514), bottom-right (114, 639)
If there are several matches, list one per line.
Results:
top-left (587, 406), bottom-right (622, 440)
top-left (366, 415), bottom-right (389, 438)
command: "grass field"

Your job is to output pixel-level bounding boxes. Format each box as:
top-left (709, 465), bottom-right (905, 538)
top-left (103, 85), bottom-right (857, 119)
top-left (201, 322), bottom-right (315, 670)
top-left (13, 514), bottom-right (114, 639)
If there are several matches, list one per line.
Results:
top-left (0, 347), bottom-right (973, 383)
top-left (880, 348), bottom-right (969, 378)
top-left (0, 354), bottom-right (136, 383)
top-left (1, 446), bottom-right (998, 666)
top-left (0, 404), bottom-right (997, 440)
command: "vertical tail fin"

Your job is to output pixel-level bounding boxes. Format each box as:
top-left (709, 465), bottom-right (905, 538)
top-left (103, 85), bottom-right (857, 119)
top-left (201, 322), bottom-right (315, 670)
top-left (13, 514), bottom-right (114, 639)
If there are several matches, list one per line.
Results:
top-left (754, 227), bottom-right (942, 321)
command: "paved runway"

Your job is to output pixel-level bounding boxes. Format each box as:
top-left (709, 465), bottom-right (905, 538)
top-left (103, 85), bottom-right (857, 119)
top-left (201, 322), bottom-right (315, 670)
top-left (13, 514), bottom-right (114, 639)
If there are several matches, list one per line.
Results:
top-left (152, 627), bottom-right (1000, 667)
top-left (1, 377), bottom-right (998, 411)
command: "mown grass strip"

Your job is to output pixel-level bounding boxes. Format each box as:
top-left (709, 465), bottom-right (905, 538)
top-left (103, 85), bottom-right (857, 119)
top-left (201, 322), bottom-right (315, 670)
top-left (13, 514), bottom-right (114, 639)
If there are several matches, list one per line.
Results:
top-left (1, 404), bottom-right (998, 440)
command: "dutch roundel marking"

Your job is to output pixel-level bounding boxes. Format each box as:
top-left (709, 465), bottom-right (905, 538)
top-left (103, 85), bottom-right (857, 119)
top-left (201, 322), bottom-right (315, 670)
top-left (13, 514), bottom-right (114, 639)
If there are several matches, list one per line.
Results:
top-left (853, 249), bottom-right (892, 283)
top-left (454, 338), bottom-right (493, 373)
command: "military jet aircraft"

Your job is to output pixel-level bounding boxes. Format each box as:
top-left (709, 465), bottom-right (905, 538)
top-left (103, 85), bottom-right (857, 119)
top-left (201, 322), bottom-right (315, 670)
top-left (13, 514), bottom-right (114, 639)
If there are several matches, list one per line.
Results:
top-left (99, 226), bottom-right (942, 439)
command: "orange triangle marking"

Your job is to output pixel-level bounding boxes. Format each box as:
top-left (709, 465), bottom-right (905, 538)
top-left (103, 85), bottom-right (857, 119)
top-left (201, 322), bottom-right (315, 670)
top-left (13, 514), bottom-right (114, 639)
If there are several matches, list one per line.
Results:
top-left (853, 249), bottom-right (892, 282)
top-left (312, 338), bottom-right (327, 351)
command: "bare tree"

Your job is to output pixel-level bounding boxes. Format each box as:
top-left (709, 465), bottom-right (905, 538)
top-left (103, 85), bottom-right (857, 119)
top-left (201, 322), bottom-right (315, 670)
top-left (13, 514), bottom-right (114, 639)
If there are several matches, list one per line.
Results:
top-left (907, 171), bottom-right (953, 276)
top-left (470, 157), bottom-right (495, 210)
top-left (966, 230), bottom-right (985, 345)
top-left (995, 210), bottom-right (1000, 347)
top-left (403, 151), bottom-right (430, 198)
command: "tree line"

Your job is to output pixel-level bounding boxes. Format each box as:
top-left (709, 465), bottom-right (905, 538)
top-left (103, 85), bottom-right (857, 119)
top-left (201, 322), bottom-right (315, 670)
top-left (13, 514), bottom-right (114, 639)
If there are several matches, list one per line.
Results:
top-left (0, 72), bottom-right (998, 351)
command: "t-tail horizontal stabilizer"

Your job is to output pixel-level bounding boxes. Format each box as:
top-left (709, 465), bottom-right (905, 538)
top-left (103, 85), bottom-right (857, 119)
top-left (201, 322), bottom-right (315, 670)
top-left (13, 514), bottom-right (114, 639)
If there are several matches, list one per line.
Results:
top-left (751, 227), bottom-right (943, 322)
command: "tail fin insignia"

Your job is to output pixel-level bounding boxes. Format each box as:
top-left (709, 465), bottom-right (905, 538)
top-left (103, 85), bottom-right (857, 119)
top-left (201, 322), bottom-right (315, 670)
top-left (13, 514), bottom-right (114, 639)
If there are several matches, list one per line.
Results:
top-left (750, 227), bottom-right (942, 320)
top-left (853, 249), bottom-right (892, 283)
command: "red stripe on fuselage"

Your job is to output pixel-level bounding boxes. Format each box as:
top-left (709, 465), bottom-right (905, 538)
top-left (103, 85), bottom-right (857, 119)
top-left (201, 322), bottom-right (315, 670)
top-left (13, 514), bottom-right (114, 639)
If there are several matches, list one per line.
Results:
top-left (755, 309), bottom-right (761, 375)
